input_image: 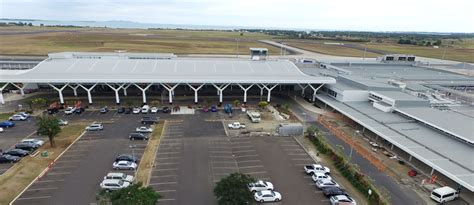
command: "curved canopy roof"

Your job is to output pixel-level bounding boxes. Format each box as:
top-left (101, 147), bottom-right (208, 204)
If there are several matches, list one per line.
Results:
top-left (0, 52), bottom-right (335, 84)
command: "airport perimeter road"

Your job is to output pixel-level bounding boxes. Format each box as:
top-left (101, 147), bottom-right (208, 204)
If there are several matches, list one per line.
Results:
top-left (151, 112), bottom-right (330, 205)
top-left (286, 96), bottom-right (425, 205)
top-left (13, 111), bottom-right (171, 205)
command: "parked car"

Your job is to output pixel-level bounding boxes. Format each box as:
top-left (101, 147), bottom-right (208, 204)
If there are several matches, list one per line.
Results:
top-left (0, 127), bottom-right (3, 133)
top-left (0, 121), bottom-right (15, 128)
top-left (330, 194), bottom-right (356, 205)
top-left (115, 154), bottom-right (138, 163)
top-left (322, 187), bottom-right (346, 197)
top-left (100, 179), bottom-right (131, 191)
top-left (210, 106), bottom-right (217, 112)
top-left (64, 107), bottom-right (76, 115)
top-left (430, 186), bottom-right (459, 203)
top-left (9, 114), bottom-right (27, 121)
top-left (0, 154), bottom-right (20, 163)
top-left (15, 142), bottom-right (39, 151)
top-left (202, 107), bottom-right (209, 112)
top-left (304, 164), bottom-right (331, 175)
top-left (132, 107), bottom-right (141, 114)
top-left (104, 172), bottom-right (134, 183)
top-left (16, 112), bottom-right (30, 118)
top-left (86, 123), bottom-right (103, 131)
top-left (315, 179), bottom-right (339, 189)
top-left (113, 161), bottom-right (137, 170)
top-left (228, 122), bottom-right (246, 129)
top-left (254, 190), bottom-right (281, 203)
top-left (141, 117), bottom-right (158, 125)
top-left (58, 119), bottom-right (68, 126)
top-left (117, 107), bottom-right (125, 113)
top-left (21, 138), bottom-right (45, 147)
top-left (141, 105), bottom-right (150, 113)
top-left (74, 107), bottom-right (85, 114)
top-left (162, 106), bottom-right (170, 113)
top-left (135, 126), bottom-right (153, 133)
top-left (100, 107), bottom-right (109, 114)
top-left (4, 149), bottom-right (29, 157)
top-left (312, 172), bottom-right (332, 182)
top-left (248, 180), bottom-right (274, 192)
top-left (125, 107), bottom-right (132, 114)
top-left (150, 107), bottom-right (158, 113)
top-left (129, 132), bottom-right (148, 141)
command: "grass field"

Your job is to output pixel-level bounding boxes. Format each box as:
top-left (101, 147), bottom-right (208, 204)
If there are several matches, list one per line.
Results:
top-left (0, 121), bottom-right (89, 205)
top-left (285, 40), bottom-right (379, 58)
top-left (0, 26), bottom-right (279, 55)
top-left (135, 122), bottom-right (164, 185)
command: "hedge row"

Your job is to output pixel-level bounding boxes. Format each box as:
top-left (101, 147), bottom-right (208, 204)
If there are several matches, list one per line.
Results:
top-left (307, 129), bottom-right (388, 205)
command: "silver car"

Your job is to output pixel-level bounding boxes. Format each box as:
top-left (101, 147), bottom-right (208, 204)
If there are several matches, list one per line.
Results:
top-left (86, 123), bottom-right (103, 131)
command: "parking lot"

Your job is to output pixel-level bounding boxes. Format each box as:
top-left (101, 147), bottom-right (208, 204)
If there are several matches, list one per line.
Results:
top-left (0, 118), bottom-right (38, 175)
top-left (150, 111), bottom-right (329, 205)
top-left (13, 110), bottom-right (170, 205)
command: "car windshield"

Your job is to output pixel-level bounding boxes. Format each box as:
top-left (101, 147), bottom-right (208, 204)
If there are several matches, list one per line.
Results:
top-left (118, 180), bottom-right (124, 186)
top-left (257, 192), bottom-right (262, 196)
top-left (262, 181), bottom-right (267, 186)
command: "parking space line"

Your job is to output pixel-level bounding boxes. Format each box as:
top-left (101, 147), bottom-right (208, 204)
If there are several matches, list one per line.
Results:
top-left (155, 162), bottom-right (179, 165)
top-left (60, 154), bottom-right (85, 158)
top-left (55, 160), bottom-right (81, 163)
top-left (157, 198), bottom-right (176, 201)
top-left (157, 152), bottom-right (181, 155)
top-left (149, 182), bottom-right (178, 185)
top-left (291, 158), bottom-right (313, 161)
top-left (243, 171), bottom-right (267, 175)
top-left (288, 153), bottom-right (307, 156)
top-left (151, 175), bottom-right (178, 178)
top-left (210, 156), bottom-right (234, 159)
top-left (16, 196), bottom-right (51, 200)
top-left (280, 144), bottom-right (300, 146)
top-left (235, 154), bottom-right (258, 158)
top-left (284, 148), bottom-right (305, 151)
top-left (51, 165), bottom-right (76, 169)
top-left (36, 179), bottom-right (65, 183)
top-left (26, 187), bottom-right (59, 191)
top-left (156, 157), bottom-right (180, 160)
top-left (211, 161), bottom-right (235, 164)
top-left (231, 145), bottom-right (253, 149)
top-left (156, 190), bottom-right (176, 192)
top-left (47, 172), bottom-right (71, 175)
top-left (153, 168), bottom-right (178, 171)
top-left (209, 151), bottom-right (232, 154)
top-left (237, 160), bottom-right (260, 163)
top-left (233, 150), bottom-right (256, 154)
top-left (213, 167), bottom-right (237, 169)
top-left (238, 165), bottom-right (263, 169)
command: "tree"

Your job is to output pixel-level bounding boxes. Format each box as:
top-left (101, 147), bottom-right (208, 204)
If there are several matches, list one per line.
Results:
top-left (24, 98), bottom-right (34, 111)
top-left (36, 115), bottom-right (61, 147)
top-left (258, 101), bottom-right (268, 108)
top-left (214, 173), bottom-right (255, 205)
top-left (233, 99), bottom-right (241, 107)
top-left (32, 97), bottom-right (49, 108)
top-left (99, 182), bottom-right (161, 205)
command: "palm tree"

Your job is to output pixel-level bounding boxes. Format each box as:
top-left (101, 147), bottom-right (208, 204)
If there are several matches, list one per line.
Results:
top-left (36, 115), bottom-right (61, 147)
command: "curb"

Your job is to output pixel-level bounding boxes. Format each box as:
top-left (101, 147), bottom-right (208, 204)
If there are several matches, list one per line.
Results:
top-left (9, 130), bottom-right (87, 205)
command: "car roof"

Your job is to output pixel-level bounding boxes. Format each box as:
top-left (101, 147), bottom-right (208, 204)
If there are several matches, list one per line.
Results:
top-left (333, 195), bottom-right (351, 200)
top-left (117, 160), bottom-right (132, 163)
top-left (102, 179), bottom-right (122, 183)
top-left (259, 190), bottom-right (273, 194)
top-left (107, 172), bottom-right (126, 176)
top-left (433, 186), bottom-right (457, 194)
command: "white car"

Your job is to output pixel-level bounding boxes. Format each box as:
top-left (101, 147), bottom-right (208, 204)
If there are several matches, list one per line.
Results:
top-left (86, 123), bottom-right (103, 131)
top-left (100, 179), bottom-right (130, 191)
top-left (311, 172), bottom-right (332, 182)
top-left (58, 119), bottom-right (68, 126)
top-left (132, 107), bottom-right (141, 114)
top-left (228, 122), bottom-right (246, 129)
top-left (254, 190), bottom-right (282, 203)
top-left (104, 172), bottom-right (134, 183)
top-left (21, 138), bottom-right (45, 147)
top-left (141, 105), bottom-right (150, 113)
top-left (64, 107), bottom-right (76, 115)
top-left (248, 180), bottom-right (274, 192)
top-left (315, 179), bottom-right (339, 189)
top-left (0, 127), bottom-right (4, 133)
top-left (330, 195), bottom-right (357, 205)
top-left (150, 107), bottom-right (158, 113)
top-left (16, 112), bottom-right (30, 118)
top-left (135, 126), bottom-right (153, 133)
top-left (9, 114), bottom-right (27, 121)
top-left (304, 164), bottom-right (331, 175)
top-left (113, 161), bottom-right (137, 170)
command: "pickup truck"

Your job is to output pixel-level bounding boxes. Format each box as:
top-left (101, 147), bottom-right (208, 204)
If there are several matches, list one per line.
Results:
top-left (304, 164), bottom-right (331, 175)
top-left (228, 122), bottom-right (246, 129)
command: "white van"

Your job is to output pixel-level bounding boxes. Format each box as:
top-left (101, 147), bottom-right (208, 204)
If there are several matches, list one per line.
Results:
top-left (141, 105), bottom-right (150, 113)
top-left (430, 186), bottom-right (459, 203)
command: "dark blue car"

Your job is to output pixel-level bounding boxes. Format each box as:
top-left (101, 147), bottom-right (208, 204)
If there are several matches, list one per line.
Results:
top-left (211, 106), bottom-right (217, 112)
top-left (0, 121), bottom-right (15, 128)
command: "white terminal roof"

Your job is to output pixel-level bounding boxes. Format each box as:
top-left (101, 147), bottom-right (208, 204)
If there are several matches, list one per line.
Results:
top-left (0, 52), bottom-right (335, 84)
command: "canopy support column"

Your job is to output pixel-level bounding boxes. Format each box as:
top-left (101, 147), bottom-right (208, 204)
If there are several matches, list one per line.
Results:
top-left (48, 83), bottom-right (69, 104)
top-left (237, 83), bottom-right (254, 103)
top-left (211, 83), bottom-right (230, 103)
top-left (187, 83), bottom-right (205, 104)
top-left (160, 83), bottom-right (179, 104)
top-left (262, 84), bottom-right (278, 102)
top-left (106, 83), bottom-right (125, 104)
top-left (11, 83), bottom-right (28, 96)
top-left (308, 84), bottom-right (324, 102)
top-left (297, 84), bottom-right (309, 96)
top-left (78, 83), bottom-right (98, 104)
top-left (123, 83), bottom-right (131, 96)
top-left (68, 84), bottom-right (80, 97)
top-left (133, 83), bottom-right (153, 104)
top-left (0, 83), bottom-right (10, 104)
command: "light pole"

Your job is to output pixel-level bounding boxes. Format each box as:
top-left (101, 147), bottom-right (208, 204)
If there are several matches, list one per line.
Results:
top-left (129, 144), bottom-right (137, 175)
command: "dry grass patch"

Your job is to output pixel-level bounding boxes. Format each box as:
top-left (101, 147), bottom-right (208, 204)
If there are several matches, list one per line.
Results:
top-left (135, 122), bottom-right (165, 185)
top-left (0, 112), bottom-right (14, 121)
top-left (0, 121), bottom-right (90, 205)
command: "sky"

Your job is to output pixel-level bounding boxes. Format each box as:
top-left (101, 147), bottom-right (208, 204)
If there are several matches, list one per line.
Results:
top-left (1, 0), bottom-right (473, 33)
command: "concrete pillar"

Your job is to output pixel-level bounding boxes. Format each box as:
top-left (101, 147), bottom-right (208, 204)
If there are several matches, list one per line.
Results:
top-left (187, 83), bottom-right (205, 103)
top-left (297, 84), bottom-right (308, 96)
top-left (48, 83), bottom-right (69, 104)
top-left (11, 83), bottom-right (27, 96)
top-left (160, 83), bottom-right (179, 104)
top-left (430, 168), bottom-right (435, 175)
top-left (78, 83), bottom-right (98, 104)
top-left (106, 83), bottom-right (125, 104)
top-left (262, 84), bottom-right (278, 102)
top-left (237, 84), bottom-right (254, 103)
top-left (68, 84), bottom-right (80, 96)
top-left (211, 83), bottom-right (230, 103)
top-left (409, 155), bottom-right (413, 162)
top-left (0, 83), bottom-right (10, 104)
top-left (133, 83), bottom-right (153, 104)
top-left (308, 84), bottom-right (324, 102)
top-left (123, 84), bottom-right (131, 96)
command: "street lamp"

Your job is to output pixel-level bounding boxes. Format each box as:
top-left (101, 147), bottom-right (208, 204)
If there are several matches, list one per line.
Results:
top-left (129, 144), bottom-right (137, 175)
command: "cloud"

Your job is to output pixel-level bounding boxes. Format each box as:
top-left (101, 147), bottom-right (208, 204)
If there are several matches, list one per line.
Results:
top-left (0, 0), bottom-right (473, 32)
